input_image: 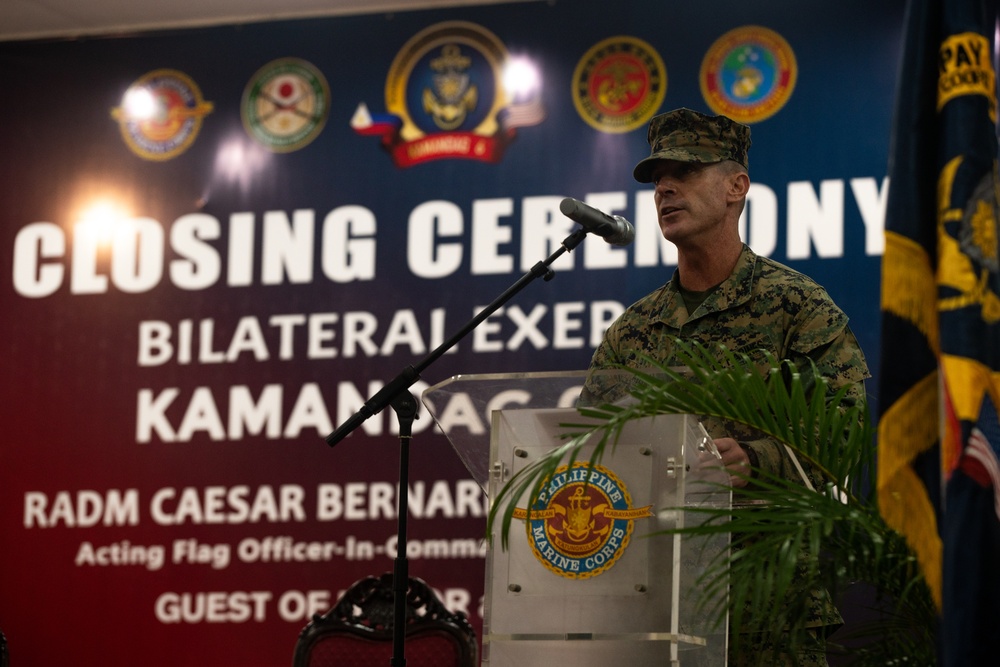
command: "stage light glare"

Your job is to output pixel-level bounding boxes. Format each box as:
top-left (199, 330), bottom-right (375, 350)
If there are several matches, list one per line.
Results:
top-left (212, 134), bottom-right (272, 193)
top-left (76, 199), bottom-right (132, 244)
top-left (122, 86), bottom-right (159, 121)
top-left (216, 138), bottom-right (247, 178)
top-left (503, 56), bottom-right (541, 100)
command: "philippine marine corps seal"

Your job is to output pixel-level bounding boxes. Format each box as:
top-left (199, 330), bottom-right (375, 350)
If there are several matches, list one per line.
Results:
top-left (513, 462), bottom-right (653, 579)
top-left (110, 69), bottom-right (214, 161)
top-left (572, 36), bottom-right (667, 134)
top-left (700, 25), bottom-right (797, 123)
top-left (350, 21), bottom-right (544, 167)
top-left (242, 58), bottom-right (330, 152)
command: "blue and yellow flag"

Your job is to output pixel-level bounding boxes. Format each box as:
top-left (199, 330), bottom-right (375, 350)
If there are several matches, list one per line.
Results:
top-left (878, 0), bottom-right (1000, 662)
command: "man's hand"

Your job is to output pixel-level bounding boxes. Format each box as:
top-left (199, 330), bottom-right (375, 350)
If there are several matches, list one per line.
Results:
top-left (712, 437), bottom-right (751, 488)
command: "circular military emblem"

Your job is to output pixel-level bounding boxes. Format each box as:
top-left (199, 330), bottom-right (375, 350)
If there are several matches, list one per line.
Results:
top-left (242, 58), bottom-right (330, 152)
top-left (111, 69), bottom-right (213, 161)
top-left (572, 36), bottom-right (667, 134)
top-left (385, 21), bottom-right (508, 143)
top-left (521, 462), bottom-right (650, 579)
top-left (700, 25), bottom-right (797, 123)
top-left (360, 20), bottom-right (543, 166)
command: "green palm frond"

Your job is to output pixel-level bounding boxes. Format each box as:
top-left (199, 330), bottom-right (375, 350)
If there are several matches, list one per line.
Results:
top-left (486, 339), bottom-right (936, 665)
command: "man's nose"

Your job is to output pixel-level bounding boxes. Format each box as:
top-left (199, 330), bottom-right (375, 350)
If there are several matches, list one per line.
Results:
top-left (654, 175), bottom-right (676, 193)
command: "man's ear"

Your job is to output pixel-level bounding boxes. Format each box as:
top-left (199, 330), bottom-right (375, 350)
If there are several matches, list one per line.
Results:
top-left (729, 172), bottom-right (750, 200)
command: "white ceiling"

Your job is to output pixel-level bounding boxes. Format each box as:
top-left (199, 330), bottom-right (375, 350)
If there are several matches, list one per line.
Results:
top-left (0, 0), bottom-right (525, 42)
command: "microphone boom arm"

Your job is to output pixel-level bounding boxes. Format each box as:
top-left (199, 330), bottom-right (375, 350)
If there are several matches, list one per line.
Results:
top-left (324, 226), bottom-right (589, 447)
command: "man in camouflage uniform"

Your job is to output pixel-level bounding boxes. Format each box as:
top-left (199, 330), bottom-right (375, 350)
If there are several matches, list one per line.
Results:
top-left (585, 108), bottom-right (870, 665)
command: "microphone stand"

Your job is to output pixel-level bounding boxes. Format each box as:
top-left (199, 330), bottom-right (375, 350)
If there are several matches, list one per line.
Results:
top-left (325, 227), bottom-right (589, 666)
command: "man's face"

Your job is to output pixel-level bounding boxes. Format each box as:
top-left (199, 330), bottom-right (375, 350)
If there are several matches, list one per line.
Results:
top-left (650, 159), bottom-right (738, 245)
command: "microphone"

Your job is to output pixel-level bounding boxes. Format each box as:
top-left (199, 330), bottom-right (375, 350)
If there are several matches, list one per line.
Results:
top-left (559, 197), bottom-right (635, 246)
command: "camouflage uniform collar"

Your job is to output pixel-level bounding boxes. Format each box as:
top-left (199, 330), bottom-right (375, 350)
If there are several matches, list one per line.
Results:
top-left (658, 244), bottom-right (757, 326)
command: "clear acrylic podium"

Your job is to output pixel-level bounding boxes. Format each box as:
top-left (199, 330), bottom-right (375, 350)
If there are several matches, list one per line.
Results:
top-left (423, 371), bottom-right (731, 667)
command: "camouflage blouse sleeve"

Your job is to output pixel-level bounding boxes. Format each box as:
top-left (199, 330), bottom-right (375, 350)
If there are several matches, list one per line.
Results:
top-left (733, 320), bottom-right (869, 489)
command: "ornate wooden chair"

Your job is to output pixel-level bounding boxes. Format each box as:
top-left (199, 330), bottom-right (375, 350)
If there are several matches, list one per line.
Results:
top-left (292, 573), bottom-right (478, 667)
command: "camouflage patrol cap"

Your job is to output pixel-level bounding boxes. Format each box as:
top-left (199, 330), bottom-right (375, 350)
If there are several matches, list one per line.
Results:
top-left (633, 108), bottom-right (751, 182)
